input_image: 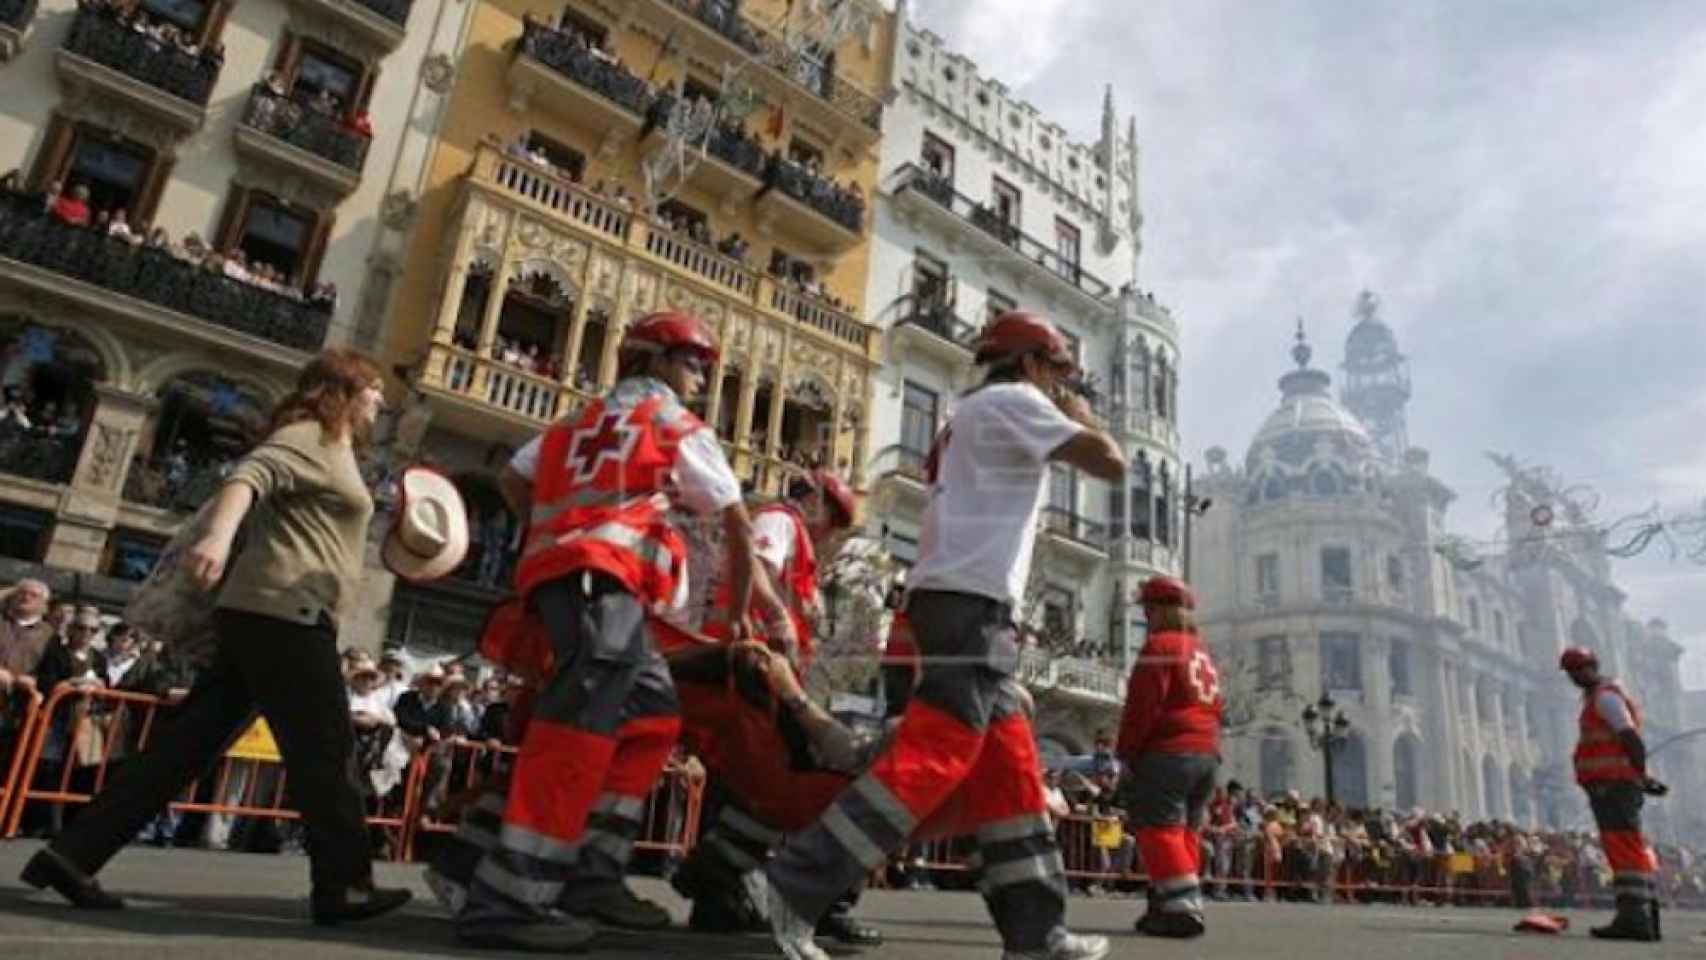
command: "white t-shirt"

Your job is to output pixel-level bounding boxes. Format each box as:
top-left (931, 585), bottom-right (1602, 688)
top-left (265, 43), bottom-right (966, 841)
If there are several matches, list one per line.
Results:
top-left (509, 424), bottom-right (740, 517)
top-left (907, 382), bottom-right (1083, 606)
top-left (751, 508), bottom-right (797, 575)
top-left (1593, 687), bottom-right (1634, 733)
top-left (348, 687), bottom-right (395, 724)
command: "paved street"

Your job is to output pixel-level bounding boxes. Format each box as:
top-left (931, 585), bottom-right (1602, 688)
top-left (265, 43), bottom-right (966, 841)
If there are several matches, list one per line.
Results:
top-left (0, 843), bottom-right (1701, 959)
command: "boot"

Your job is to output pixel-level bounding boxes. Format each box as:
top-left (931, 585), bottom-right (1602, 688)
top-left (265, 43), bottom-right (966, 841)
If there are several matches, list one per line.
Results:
top-left (557, 880), bottom-right (671, 930)
top-left (1649, 900), bottom-right (1661, 942)
top-left (1589, 902), bottom-right (1658, 943)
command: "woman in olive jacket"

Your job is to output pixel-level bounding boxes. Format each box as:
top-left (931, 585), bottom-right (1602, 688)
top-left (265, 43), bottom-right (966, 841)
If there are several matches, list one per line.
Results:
top-left (21, 348), bottom-right (412, 925)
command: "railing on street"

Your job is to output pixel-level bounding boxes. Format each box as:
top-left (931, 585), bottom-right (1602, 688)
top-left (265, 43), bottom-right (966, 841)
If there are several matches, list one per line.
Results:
top-left (0, 686), bottom-right (43, 829)
top-left (61, 8), bottom-right (220, 105)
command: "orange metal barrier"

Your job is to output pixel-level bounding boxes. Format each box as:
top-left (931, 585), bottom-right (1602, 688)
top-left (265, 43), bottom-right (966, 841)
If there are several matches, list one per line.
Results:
top-left (398, 738), bottom-right (706, 863)
top-left (2, 685), bottom-right (422, 857)
top-left (0, 685), bottom-right (44, 831)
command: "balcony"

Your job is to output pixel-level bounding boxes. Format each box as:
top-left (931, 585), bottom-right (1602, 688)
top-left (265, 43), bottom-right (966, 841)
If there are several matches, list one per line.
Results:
top-left (865, 443), bottom-right (929, 518)
top-left (414, 342), bottom-right (591, 437)
top-left (284, 0), bottom-right (410, 53)
top-left (888, 164), bottom-right (1114, 305)
top-left (509, 20), bottom-right (653, 140)
top-left (0, 422), bottom-right (79, 487)
top-left (234, 86), bottom-right (369, 198)
top-left (468, 142), bottom-right (877, 356)
top-left (1, 0), bottom-right (37, 61)
top-left (56, 8), bottom-right (218, 135)
top-left (636, 0), bottom-right (883, 144)
top-left (1016, 647), bottom-right (1123, 706)
top-left (1323, 585), bottom-right (1355, 606)
top-left (0, 194), bottom-right (330, 354)
top-left (889, 294), bottom-right (977, 369)
top-left (1041, 506), bottom-right (1108, 568)
top-left (755, 157), bottom-right (864, 253)
top-left (122, 457), bottom-right (228, 514)
top-left (640, 95), bottom-right (767, 206)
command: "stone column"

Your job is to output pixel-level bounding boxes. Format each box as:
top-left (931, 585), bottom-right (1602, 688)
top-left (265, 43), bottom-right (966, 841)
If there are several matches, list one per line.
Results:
top-left (560, 296), bottom-right (593, 388)
top-left (43, 385), bottom-right (156, 573)
top-left (597, 272), bottom-right (635, 388)
top-left (1364, 635), bottom-right (1396, 809)
top-left (1434, 657), bottom-right (1460, 812)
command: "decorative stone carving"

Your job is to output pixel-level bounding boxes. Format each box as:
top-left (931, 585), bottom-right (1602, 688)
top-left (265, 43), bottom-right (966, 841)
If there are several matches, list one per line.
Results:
top-left (380, 190), bottom-right (418, 231)
top-left (420, 53), bottom-right (456, 94)
top-left (82, 422), bottom-right (134, 491)
top-left (589, 253), bottom-right (622, 299)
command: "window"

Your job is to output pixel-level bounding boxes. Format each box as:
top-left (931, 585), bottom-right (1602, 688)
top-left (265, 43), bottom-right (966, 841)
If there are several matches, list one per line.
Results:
top-left (138, 0), bottom-right (216, 37)
top-left (991, 176), bottom-right (1021, 230)
top-left (1048, 463), bottom-right (1077, 516)
top-left (1039, 584), bottom-right (1074, 640)
top-left (1256, 636), bottom-right (1290, 691)
top-left (1130, 451), bottom-right (1152, 540)
top-left (1255, 553), bottom-right (1279, 599)
top-left (1321, 546), bottom-right (1352, 600)
top-left (0, 504), bottom-right (52, 561)
top-left (1321, 632), bottom-right (1362, 691)
top-left (912, 251), bottom-right (950, 311)
top-left (523, 130), bottom-right (585, 182)
top-left (682, 74), bottom-right (720, 106)
top-left (1390, 639), bottom-right (1412, 697)
top-left (276, 37), bottom-right (373, 115)
top-left (217, 187), bottom-right (332, 287)
top-left (1053, 218), bottom-right (1080, 277)
top-left (1386, 555), bottom-right (1403, 591)
top-left (658, 198), bottom-right (708, 236)
top-left (900, 381), bottom-right (937, 456)
top-left (1108, 483), bottom-right (1124, 534)
top-left (31, 117), bottom-right (169, 221)
top-left (1155, 462), bottom-right (1172, 546)
top-left (788, 137), bottom-right (825, 170)
top-left (558, 7), bottom-right (609, 45)
top-left (921, 132), bottom-right (955, 182)
top-left (1467, 597), bottom-right (1482, 632)
top-left (985, 288), bottom-right (1015, 327)
top-left (105, 529), bottom-right (168, 581)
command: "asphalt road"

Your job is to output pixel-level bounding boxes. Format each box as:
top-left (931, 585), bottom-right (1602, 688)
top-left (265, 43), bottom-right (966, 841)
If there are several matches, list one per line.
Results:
top-left (0, 843), bottom-right (1701, 959)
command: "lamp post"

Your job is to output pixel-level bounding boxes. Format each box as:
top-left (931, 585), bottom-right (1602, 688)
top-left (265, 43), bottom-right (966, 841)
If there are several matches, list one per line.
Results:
top-left (1300, 693), bottom-right (1353, 805)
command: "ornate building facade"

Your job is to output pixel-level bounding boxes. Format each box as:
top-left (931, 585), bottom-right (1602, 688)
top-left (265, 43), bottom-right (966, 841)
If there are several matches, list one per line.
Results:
top-left (0, 0), bottom-right (473, 645)
top-left (1191, 297), bottom-right (1697, 838)
top-left (377, 0), bottom-right (897, 653)
top-left (860, 3), bottom-right (1184, 758)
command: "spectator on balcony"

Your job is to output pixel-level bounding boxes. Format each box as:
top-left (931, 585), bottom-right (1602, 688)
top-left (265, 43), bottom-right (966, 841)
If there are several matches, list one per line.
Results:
top-left (144, 226), bottom-right (171, 252)
top-left (309, 89), bottom-right (340, 117)
top-left (310, 282), bottom-right (338, 313)
top-left (106, 209), bottom-right (136, 244)
top-left (53, 185), bottom-right (91, 228)
top-left (2, 386), bottom-right (31, 430)
top-left (221, 248), bottom-right (250, 283)
top-left (346, 111), bottom-right (373, 139)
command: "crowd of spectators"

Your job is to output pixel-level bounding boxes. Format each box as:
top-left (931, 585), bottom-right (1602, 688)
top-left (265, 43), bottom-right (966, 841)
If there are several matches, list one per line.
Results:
top-left (0, 173), bottom-right (338, 314)
top-left (122, 438), bottom-right (234, 513)
top-left (73, 0), bottom-right (226, 70)
top-left (0, 385), bottom-right (86, 482)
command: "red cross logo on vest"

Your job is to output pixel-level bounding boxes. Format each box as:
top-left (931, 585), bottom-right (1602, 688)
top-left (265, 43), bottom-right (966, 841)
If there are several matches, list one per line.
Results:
top-left (1187, 650), bottom-right (1220, 706)
top-left (566, 409), bottom-right (639, 483)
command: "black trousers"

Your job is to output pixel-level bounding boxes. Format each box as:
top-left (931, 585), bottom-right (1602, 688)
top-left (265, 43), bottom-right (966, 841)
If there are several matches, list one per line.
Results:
top-left (48, 609), bottom-right (373, 893)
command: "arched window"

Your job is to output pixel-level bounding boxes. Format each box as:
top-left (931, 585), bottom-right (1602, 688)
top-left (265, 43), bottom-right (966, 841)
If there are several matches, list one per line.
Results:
top-left (0, 319), bottom-right (106, 485)
top-left (1263, 472), bottom-right (1286, 501)
top-left (1156, 462), bottom-right (1172, 547)
top-left (1132, 337), bottom-right (1151, 413)
top-left (125, 372), bottom-right (267, 512)
top-left (1153, 352), bottom-right (1170, 420)
top-left (1310, 467), bottom-right (1340, 497)
top-left (1130, 451), bottom-right (1152, 540)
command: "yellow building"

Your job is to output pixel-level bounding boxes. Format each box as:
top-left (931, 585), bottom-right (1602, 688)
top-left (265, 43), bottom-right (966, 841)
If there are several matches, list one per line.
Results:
top-left (380, 0), bottom-right (895, 649)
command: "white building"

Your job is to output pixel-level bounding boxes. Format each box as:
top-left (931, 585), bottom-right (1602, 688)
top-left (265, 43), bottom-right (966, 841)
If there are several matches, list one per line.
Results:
top-left (1191, 296), bottom-right (1698, 837)
top-left (861, 5), bottom-right (1184, 756)
top-left (0, 0), bottom-right (470, 648)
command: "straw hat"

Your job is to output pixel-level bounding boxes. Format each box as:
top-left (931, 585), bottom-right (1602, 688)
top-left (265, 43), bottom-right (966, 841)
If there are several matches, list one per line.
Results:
top-left (382, 466), bottom-right (470, 582)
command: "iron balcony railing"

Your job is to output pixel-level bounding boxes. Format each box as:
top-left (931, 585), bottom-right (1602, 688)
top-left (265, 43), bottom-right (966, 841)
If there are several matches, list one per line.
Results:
top-left (241, 85), bottom-right (371, 173)
top-left (890, 163), bottom-right (1113, 300)
top-left (61, 7), bottom-right (220, 106)
top-left (0, 420), bottom-right (80, 486)
top-left (517, 20), bottom-right (655, 117)
top-left (763, 155), bottom-right (864, 233)
top-left (0, 195), bottom-right (330, 352)
top-left (1042, 506), bottom-right (1109, 550)
top-left (1, 0), bottom-right (39, 30)
top-left (893, 293), bottom-right (979, 349)
top-left (646, 92), bottom-right (769, 180)
top-left (653, 0), bottom-right (882, 131)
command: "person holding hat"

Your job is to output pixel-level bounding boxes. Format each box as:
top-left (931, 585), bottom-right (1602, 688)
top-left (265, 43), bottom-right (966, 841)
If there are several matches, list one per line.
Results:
top-left (763, 310), bottom-right (1123, 960)
top-left (382, 466), bottom-right (469, 586)
top-left (21, 349), bottom-right (411, 925)
top-left (1115, 575), bottom-right (1223, 938)
top-left (459, 310), bottom-right (759, 952)
top-left (1559, 645), bottom-right (1665, 941)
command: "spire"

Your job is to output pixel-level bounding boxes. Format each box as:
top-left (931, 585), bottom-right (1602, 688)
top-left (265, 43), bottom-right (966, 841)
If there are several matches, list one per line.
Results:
top-left (1279, 318), bottom-right (1330, 398)
top-left (1101, 84), bottom-right (1116, 168)
top-left (1291, 317), bottom-right (1311, 368)
top-left (1127, 114), bottom-right (1142, 281)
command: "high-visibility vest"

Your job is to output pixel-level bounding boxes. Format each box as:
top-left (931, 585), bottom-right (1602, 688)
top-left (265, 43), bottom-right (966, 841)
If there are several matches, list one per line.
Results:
top-left (1573, 679), bottom-right (1643, 785)
top-left (703, 502), bottom-right (820, 669)
top-left (515, 378), bottom-right (701, 609)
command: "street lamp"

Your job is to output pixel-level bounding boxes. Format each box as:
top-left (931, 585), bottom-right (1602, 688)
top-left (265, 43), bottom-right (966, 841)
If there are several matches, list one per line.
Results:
top-left (1300, 693), bottom-right (1353, 805)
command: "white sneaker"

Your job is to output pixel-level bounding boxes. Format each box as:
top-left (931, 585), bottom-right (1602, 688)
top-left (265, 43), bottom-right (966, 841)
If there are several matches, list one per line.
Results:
top-left (1001, 928), bottom-right (1111, 960)
top-left (766, 881), bottom-right (830, 960)
top-left (423, 867), bottom-right (467, 916)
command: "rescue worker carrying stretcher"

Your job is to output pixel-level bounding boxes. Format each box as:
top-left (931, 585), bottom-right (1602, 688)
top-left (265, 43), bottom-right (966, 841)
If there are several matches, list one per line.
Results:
top-left (454, 310), bottom-right (759, 953)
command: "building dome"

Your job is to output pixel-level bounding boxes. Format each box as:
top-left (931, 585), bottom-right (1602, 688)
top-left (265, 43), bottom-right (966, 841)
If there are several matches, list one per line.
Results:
top-left (1244, 323), bottom-right (1377, 503)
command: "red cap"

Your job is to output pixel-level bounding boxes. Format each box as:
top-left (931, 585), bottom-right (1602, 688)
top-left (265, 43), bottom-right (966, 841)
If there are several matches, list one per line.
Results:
top-left (973, 310), bottom-right (1075, 371)
top-left (812, 470), bottom-right (856, 529)
top-left (620, 310), bottom-right (719, 366)
top-left (1139, 575), bottom-right (1195, 610)
top-left (1559, 646), bottom-right (1597, 672)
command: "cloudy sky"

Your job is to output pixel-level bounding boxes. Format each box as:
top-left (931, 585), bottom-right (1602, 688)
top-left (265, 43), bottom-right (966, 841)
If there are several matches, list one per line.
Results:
top-left (910, 0), bottom-right (1706, 685)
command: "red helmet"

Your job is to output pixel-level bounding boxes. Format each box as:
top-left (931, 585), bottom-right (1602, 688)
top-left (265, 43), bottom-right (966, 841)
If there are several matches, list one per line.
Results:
top-left (973, 310), bottom-right (1075, 370)
top-left (1559, 646), bottom-right (1598, 673)
top-left (812, 470), bottom-right (857, 529)
top-left (1139, 575), bottom-right (1195, 610)
top-left (620, 310), bottom-right (719, 366)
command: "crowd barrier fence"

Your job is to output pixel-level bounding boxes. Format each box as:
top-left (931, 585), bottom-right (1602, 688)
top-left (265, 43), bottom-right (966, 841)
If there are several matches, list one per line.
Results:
top-left (0, 686), bottom-right (44, 827)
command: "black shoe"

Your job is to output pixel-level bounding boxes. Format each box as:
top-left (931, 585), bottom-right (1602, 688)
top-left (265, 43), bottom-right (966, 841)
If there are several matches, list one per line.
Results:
top-left (817, 911), bottom-right (884, 946)
top-left (687, 895), bottom-right (765, 934)
top-left (20, 849), bottom-right (124, 910)
top-left (557, 881), bottom-right (671, 930)
top-left (310, 885), bottom-right (412, 926)
top-left (670, 848), bottom-right (734, 902)
top-left (1589, 916), bottom-right (1658, 942)
top-left (458, 917), bottom-right (597, 953)
top-left (1138, 912), bottom-right (1205, 939)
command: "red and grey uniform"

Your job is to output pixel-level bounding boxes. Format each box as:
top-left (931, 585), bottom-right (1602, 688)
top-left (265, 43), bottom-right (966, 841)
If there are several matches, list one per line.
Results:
top-left (1116, 605), bottom-right (1223, 926)
top-left (461, 377), bottom-right (737, 928)
top-left (1574, 677), bottom-right (1659, 918)
top-left (764, 378), bottom-right (1081, 955)
top-left (701, 501), bottom-right (820, 670)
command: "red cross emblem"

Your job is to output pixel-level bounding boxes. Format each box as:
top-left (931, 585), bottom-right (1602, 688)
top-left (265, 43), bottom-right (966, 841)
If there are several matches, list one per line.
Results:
top-left (566, 410), bottom-right (638, 482)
